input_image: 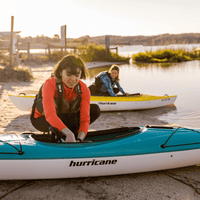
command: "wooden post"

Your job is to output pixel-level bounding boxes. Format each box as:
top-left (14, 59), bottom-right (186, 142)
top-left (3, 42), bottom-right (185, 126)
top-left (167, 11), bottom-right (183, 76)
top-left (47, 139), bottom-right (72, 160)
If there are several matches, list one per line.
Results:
top-left (16, 37), bottom-right (19, 52)
top-left (10, 16), bottom-right (14, 67)
top-left (105, 35), bottom-right (110, 59)
top-left (48, 45), bottom-right (51, 59)
top-left (105, 35), bottom-right (110, 50)
top-left (65, 25), bottom-right (67, 54)
top-left (116, 47), bottom-right (118, 54)
top-left (27, 42), bottom-right (31, 61)
top-left (61, 25), bottom-right (67, 54)
top-left (74, 47), bottom-right (76, 54)
top-left (61, 47), bottom-right (63, 56)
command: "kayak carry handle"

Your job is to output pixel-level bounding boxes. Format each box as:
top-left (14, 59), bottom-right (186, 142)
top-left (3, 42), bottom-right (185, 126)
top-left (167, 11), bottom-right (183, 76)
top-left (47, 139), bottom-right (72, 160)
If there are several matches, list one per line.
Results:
top-left (19, 93), bottom-right (27, 96)
top-left (145, 125), bottom-right (174, 129)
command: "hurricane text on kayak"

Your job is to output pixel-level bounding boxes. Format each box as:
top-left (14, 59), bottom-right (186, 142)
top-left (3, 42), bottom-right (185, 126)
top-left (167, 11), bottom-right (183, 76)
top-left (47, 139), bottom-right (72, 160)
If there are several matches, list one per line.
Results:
top-left (69, 159), bottom-right (117, 167)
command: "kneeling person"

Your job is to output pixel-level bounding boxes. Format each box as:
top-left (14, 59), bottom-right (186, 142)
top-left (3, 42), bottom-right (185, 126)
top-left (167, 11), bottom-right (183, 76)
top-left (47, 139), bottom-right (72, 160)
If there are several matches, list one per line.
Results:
top-left (31, 55), bottom-right (100, 142)
top-left (89, 64), bottom-right (129, 97)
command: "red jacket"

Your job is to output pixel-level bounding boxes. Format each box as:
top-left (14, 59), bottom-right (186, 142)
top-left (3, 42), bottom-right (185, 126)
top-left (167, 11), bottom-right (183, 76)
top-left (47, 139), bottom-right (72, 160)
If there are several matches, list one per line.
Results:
top-left (34, 77), bottom-right (90, 135)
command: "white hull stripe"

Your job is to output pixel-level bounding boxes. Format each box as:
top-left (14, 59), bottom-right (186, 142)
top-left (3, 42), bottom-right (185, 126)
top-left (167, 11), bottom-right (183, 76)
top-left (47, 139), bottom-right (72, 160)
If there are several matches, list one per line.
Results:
top-left (0, 149), bottom-right (200, 180)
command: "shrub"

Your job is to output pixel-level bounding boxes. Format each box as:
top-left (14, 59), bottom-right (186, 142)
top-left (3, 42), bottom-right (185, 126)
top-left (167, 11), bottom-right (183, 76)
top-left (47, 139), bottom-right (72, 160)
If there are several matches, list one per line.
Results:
top-left (49, 50), bottom-right (68, 61)
top-left (77, 44), bottom-right (130, 63)
top-left (0, 66), bottom-right (33, 82)
top-left (0, 52), bottom-right (9, 66)
top-left (132, 49), bottom-right (197, 63)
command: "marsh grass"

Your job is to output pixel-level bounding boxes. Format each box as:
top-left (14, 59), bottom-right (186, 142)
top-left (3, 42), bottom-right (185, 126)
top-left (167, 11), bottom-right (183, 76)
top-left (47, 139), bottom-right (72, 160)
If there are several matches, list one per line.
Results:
top-left (0, 65), bottom-right (33, 82)
top-left (77, 44), bottom-right (130, 63)
top-left (132, 49), bottom-right (200, 63)
top-left (0, 52), bottom-right (9, 66)
top-left (0, 52), bottom-right (33, 82)
top-left (26, 44), bottom-right (129, 63)
top-left (18, 44), bottom-right (129, 63)
top-left (40, 44), bottom-right (130, 63)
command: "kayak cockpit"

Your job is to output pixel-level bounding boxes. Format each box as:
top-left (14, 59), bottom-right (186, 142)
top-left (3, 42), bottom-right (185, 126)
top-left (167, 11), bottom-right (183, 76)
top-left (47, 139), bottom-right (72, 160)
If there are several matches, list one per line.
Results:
top-left (31, 127), bottom-right (143, 143)
top-left (85, 126), bottom-right (142, 142)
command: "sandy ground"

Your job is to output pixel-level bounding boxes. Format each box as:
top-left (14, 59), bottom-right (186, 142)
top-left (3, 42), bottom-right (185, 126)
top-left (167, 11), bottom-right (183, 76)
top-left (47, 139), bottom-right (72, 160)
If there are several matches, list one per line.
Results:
top-left (0, 61), bottom-right (200, 199)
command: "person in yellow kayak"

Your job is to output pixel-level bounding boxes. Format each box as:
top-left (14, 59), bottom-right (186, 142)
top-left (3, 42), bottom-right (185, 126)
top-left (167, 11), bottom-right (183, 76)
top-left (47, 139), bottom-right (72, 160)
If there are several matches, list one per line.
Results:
top-left (89, 64), bottom-right (129, 96)
top-left (31, 55), bottom-right (100, 142)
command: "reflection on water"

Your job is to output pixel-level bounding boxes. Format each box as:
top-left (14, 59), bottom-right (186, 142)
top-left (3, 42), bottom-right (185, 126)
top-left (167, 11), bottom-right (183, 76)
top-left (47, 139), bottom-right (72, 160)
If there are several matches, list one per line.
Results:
top-left (85, 60), bottom-right (200, 128)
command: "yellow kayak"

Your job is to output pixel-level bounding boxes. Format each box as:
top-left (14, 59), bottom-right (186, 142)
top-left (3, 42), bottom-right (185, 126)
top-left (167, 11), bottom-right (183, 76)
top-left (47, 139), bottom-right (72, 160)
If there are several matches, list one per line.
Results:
top-left (8, 90), bottom-right (177, 112)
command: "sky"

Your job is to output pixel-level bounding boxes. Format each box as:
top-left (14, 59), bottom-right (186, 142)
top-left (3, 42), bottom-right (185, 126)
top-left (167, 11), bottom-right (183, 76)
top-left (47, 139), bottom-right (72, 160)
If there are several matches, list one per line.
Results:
top-left (0, 0), bottom-right (200, 38)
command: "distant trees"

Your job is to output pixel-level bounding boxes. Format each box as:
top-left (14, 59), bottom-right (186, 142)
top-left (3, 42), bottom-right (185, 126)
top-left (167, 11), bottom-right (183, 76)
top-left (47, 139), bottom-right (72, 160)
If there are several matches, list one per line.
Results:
top-left (18, 35), bottom-right (53, 45)
top-left (53, 34), bottom-right (60, 42)
top-left (70, 38), bottom-right (88, 45)
top-left (86, 33), bottom-right (200, 46)
top-left (5, 33), bottom-right (200, 48)
top-left (53, 34), bottom-right (59, 40)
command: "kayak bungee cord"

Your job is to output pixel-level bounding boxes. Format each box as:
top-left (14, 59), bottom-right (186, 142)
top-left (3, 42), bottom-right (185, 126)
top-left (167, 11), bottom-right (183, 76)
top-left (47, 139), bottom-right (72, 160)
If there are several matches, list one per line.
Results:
top-left (0, 134), bottom-right (24, 155)
top-left (161, 127), bottom-right (200, 148)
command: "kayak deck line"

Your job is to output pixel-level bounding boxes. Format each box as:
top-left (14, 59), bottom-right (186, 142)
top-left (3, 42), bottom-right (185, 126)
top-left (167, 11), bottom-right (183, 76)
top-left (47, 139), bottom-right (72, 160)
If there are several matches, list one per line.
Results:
top-left (0, 134), bottom-right (24, 155)
top-left (160, 126), bottom-right (200, 149)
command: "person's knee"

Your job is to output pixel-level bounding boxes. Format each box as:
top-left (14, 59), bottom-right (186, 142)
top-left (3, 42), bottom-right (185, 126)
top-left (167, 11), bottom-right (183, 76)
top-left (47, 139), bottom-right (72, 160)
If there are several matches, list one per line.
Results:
top-left (88, 85), bottom-right (96, 94)
top-left (30, 116), bottom-right (49, 132)
top-left (91, 104), bottom-right (100, 116)
top-left (90, 104), bottom-right (101, 123)
top-left (113, 88), bottom-right (120, 94)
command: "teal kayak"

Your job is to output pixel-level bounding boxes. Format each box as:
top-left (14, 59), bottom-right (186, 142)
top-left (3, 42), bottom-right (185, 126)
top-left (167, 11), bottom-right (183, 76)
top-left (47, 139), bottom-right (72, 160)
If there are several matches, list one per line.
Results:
top-left (0, 125), bottom-right (200, 180)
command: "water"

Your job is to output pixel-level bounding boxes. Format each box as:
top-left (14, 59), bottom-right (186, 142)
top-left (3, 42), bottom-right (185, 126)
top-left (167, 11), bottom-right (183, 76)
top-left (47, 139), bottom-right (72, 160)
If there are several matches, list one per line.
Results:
top-left (115, 44), bottom-right (200, 57)
top-left (85, 56), bottom-right (200, 128)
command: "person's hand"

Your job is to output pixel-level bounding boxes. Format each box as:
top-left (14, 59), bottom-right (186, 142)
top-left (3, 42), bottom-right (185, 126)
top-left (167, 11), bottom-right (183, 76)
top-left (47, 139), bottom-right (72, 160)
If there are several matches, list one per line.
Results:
top-left (124, 93), bottom-right (129, 97)
top-left (61, 128), bottom-right (76, 142)
top-left (77, 131), bottom-right (86, 142)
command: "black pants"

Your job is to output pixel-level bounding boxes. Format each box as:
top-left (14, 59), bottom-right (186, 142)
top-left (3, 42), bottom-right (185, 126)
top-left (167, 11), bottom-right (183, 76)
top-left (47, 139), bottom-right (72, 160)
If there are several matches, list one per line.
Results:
top-left (88, 84), bottom-right (120, 96)
top-left (30, 104), bottom-right (100, 137)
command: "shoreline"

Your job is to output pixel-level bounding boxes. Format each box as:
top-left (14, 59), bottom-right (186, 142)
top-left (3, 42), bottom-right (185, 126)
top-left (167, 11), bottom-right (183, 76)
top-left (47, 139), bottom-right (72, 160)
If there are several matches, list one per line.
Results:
top-left (85, 61), bottom-right (129, 68)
